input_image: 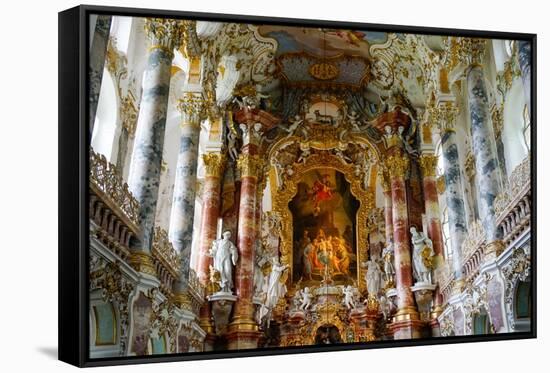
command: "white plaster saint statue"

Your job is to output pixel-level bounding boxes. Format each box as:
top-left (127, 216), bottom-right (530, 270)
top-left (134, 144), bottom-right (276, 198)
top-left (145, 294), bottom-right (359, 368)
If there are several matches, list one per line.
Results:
top-left (208, 230), bottom-right (239, 293)
top-left (266, 257), bottom-right (289, 309)
top-left (410, 226), bottom-right (435, 284)
top-left (227, 131), bottom-right (239, 161)
top-left (342, 285), bottom-right (357, 310)
top-left (240, 123), bottom-right (250, 144)
top-left (365, 257), bottom-right (382, 297)
top-left (299, 287), bottom-right (313, 311)
top-left (382, 241), bottom-right (396, 285)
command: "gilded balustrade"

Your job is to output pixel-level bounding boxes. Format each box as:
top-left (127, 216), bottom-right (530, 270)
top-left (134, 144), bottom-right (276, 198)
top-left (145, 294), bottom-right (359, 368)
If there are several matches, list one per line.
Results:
top-left (494, 157), bottom-right (531, 247)
top-left (89, 149), bottom-right (140, 259)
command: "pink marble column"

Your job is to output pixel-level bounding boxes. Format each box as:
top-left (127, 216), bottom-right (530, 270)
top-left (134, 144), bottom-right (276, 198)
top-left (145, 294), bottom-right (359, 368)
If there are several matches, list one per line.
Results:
top-left (420, 154), bottom-right (444, 334)
top-left (380, 170), bottom-right (393, 246)
top-left (419, 154), bottom-right (444, 259)
top-left (196, 152), bottom-right (225, 338)
top-left (227, 144), bottom-right (263, 349)
top-left (385, 151), bottom-right (422, 339)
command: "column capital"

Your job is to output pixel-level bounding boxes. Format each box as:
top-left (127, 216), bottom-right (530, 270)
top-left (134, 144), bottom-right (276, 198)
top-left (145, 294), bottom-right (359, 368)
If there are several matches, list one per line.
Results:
top-left (177, 92), bottom-right (205, 126)
top-left (461, 37), bottom-right (487, 67)
top-left (419, 154), bottom-right (439, 177)
top-left (432, 100), bottom-right (459, 133)
top-left (203, 152), bottom-right (226, 178)
top-left (385, 152), bottom-right (410, 180)
top-left (445, 37), bottom-right (487, 70)
top-left (237, 153), bottom-right (264, 179)
top-left (144, 18), bottom-right (186, 57)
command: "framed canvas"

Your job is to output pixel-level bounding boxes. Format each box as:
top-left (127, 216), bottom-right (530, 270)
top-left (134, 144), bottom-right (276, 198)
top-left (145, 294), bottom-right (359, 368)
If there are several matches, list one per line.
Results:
top-left (58, 4), bottom-right (536, 367)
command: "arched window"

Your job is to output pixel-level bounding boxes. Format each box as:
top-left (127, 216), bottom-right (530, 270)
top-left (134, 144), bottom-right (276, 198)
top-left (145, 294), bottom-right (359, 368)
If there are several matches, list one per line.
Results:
top-left (91, 68), bottom-right (119, 161)
top-left (473, 309), bottom-right (490, 335)
top-left (441, 206), bottom-right (452, 261)
top-left (151, 335), bottom-right (167, 355)
top-left (505, 40), bottom-right (516, 58)
top-left (92, 302), bottom-right (117, 346)
top-left (435, 142), bottom-right (452, 261)
top-left (522, 104), bottom-right (531, 151)
top-left (515, 281), bottom-right (531, 320)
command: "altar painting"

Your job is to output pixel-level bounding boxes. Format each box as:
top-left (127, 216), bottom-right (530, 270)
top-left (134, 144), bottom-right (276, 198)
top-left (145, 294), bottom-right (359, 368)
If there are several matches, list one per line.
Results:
top-left (290, 169), bottom-right (359, 284)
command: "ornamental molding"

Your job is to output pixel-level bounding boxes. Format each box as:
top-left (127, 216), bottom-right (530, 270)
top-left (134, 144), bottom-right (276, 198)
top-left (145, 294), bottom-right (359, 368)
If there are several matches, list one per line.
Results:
top-left (502, 246), bottom-right (531, 331)
top-left (89, 256), bottom-right (135, 355)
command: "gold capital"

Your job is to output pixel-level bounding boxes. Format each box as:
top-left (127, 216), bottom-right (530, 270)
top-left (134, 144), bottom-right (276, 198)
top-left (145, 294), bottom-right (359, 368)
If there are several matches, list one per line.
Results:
top-left (419, 154), bottom-right (439, 177)
top-left (444, 37), bottom-right (487, 70)
top-left (237, 154), bottom-right (264, 179)
top-left (385, 153), bottom-right (410, 179)
top-left (144, 18), bottom-right (186, 56)
top-left (177, 92), bottom-right (205, 126)
top-left (432, 101), bottom-right (459, 133)
top-left (203, 153), bottom-right (226, 178)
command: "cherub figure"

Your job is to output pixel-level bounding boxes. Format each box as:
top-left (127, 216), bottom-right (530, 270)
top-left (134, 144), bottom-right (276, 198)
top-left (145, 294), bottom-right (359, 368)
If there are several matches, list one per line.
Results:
top-left (299, 287), bottom-right (313, 311)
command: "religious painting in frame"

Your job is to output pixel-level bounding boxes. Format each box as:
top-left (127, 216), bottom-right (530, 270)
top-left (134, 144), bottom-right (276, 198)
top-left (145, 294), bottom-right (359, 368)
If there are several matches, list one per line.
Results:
top-left (58, 4), bottom-right (536, 367)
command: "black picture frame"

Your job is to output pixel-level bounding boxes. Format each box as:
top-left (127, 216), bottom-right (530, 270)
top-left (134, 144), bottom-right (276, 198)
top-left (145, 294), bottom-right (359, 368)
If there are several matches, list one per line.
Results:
top-left (58, 4), bottom-right (537, 367)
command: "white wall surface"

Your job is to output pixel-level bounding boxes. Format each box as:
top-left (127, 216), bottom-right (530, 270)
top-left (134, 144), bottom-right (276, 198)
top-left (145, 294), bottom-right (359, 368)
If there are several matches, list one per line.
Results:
top-left (0, 0), bottom-right (546, 372)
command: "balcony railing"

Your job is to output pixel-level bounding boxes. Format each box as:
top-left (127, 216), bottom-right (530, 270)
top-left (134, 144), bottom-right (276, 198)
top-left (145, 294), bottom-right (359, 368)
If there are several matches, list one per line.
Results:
top-left (494, 157), bottom-right (531, 247)
top-left (89, 149), bottom-right (140, 259)
top-left (152, 227), bottom-right (180, 297)
top-left (461, 219), bottom-right (486, 279)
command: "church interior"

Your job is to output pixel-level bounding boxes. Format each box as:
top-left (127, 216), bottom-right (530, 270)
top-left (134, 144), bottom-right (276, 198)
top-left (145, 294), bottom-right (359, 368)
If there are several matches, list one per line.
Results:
top-left (87, 15), bottom-right (532, 357)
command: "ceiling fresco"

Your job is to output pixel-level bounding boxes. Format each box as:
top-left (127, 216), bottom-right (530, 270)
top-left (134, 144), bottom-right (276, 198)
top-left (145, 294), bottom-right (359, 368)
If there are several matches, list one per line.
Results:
top-left (258, 26), bottom-right (389, 58)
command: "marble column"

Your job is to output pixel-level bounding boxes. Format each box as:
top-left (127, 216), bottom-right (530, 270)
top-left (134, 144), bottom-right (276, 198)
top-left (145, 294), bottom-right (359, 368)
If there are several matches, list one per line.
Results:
top-left (196, 152), bottom-right (226, 338)
top-left (517, 40), bottom-right (532, 117)
top-left (89, 15), bottom-right (112, 137)
top-left (419, 153), bottom-right (444, 330)
top-left (197, 153), bottom-right (226, 283)
top-left (419, 154), bottom-right (444, 260)
top-left (385, 152), bottom-right (421, 339)
top-left (170, 94), bottom-right (204, 296)
top-left (227, 127), bottom-right (264, 350)
top-left (437, 101), bottom-right (467, 281)
top-left (127, 19), bottom-right (184, 274)
top-left (466, 46), bottom-right (503, 254)
top-left (380, 169), bottom-right (393, 246)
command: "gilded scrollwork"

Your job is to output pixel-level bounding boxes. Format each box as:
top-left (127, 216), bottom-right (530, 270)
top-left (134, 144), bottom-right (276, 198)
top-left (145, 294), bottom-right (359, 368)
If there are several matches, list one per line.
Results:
top-left (89, 257), bottom-right (135, 355)
top-left (502, 247), bottom-right (531, 331)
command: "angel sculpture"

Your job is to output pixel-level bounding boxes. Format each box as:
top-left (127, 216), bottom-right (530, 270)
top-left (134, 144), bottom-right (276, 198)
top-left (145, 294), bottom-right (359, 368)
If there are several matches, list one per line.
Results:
top-left (284, 115), bottom-right (304, 138)
top-left (342, 285), bottom-right (357, 310)
top-left (299, 287), bottom-right (314, 311)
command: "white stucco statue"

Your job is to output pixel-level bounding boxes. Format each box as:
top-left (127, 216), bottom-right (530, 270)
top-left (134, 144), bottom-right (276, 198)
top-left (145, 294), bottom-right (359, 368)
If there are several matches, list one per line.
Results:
top-left (240, 123), bottom-right (250, 144)
top-left (342, 285), bottom-right (357, 310)
top-left (365, 257), bottom-right (382, 297)
top-left (410, 226), bottom-right (435, 284)
top-left (299, 287), bottom-right (313, 311)
top-left (227, 131), bottom-right (239, 161)
top-left (208, 230), bottom-right (239, 293)
top-left (266, 257), bottom-right (289, 309)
